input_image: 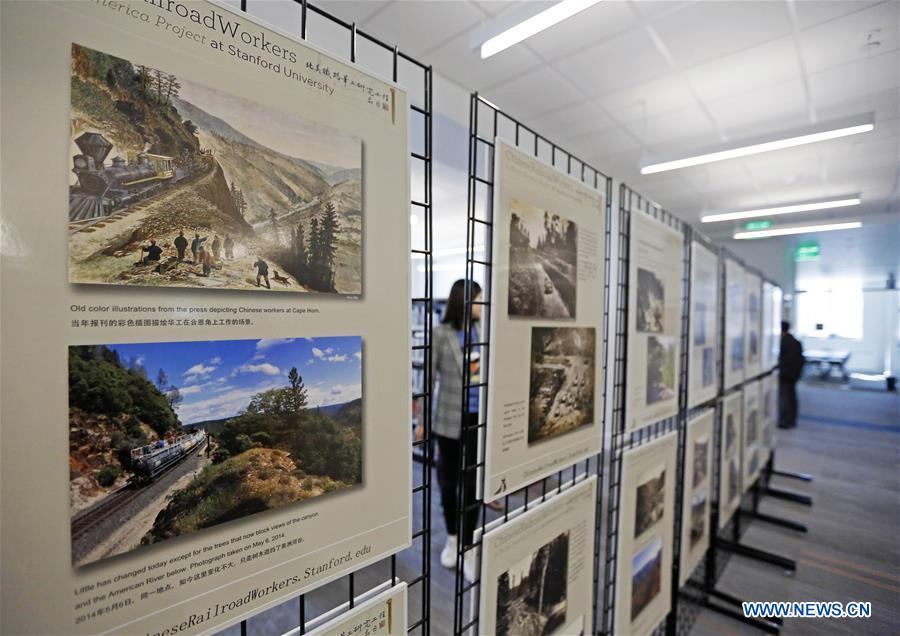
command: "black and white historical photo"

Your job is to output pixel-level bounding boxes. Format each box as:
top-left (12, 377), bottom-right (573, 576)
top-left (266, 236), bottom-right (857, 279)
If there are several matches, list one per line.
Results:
top-left (728, 457), bottom-right (740, 502)
top-left (646, 335), bottom-right (677, 405)
top-left (528, 327), bottom-right (596, 445)
top-left (634, 466), bottom-right (666, 538)
top-left (636, 268), bottom-right (665, 333)
top-left (689, 492), bottom-right (707, 549)
top-left (508, 199), bottom-right (578, 319)
top-left (631, 536), bottom-right (663, 621)
top-left (692, 439), bottom-right (709, 489)
top-left (495, 532), bottom-right (569, 636)
top-left (730, 336), bottom-right (745, 371)
top-left (702, 347), bottom-right (715, 387)
top-left (693, 301), bottom-right (707, 345)
top-left (746, 408), bottom-right (758, 445)
top-left (725, 413), bottom-right (737, 455)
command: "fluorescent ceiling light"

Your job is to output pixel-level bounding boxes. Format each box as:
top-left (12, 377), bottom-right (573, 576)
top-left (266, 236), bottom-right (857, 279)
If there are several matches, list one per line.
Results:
top-left (701, 196), bottom-right (861, 223)
top-left (641, 113), bottom-right (874, 175)
top-left (480, 0), bottom-right (604, 59)
top-left (733, 221), bottom-right (862, 240)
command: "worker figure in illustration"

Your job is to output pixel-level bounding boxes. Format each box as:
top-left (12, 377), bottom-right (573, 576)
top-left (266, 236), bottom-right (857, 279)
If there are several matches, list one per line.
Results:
top-left (199, 246), bottom-right (215, 277)
top-left (190, 233), bottom-right (207, 263)
top-left (253, 257), bottom-right (271, 289)
top-left (224, 234), bottom-right (235, 260)
top-left (140, 239), bottom-right (163, 265)
top-left (211, 234), bottom-right (222, 261)
top-left (174, 231), bottom-right (188, 261)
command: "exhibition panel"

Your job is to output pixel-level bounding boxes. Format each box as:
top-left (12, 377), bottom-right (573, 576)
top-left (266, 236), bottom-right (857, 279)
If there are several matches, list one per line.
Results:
top-left (613, 432), bottom-right (678, 636)
top-left (483, 140), bottom-right (606, 503)
top-left (687, 241), bottom-right (721, 409)
top-left (723, 259), bottom-right (746, 391)
top-left (298, 583), bottom-right (407, 636)
top-left (743, 272), bottom-right (763, 380)
top-left (678, 410), bottom-right (713, 588)
top-left (477, 477), bottom-right (598, 636)
top-left (717, 391), bottom-right (744, 530)
top-left (741, 380), bottom-right (763, 492)
top-left (0, 0), bottom-right (434, 634)
top-left (454, 93), bottom-right (611, 636)
top-left (625, 213), bottom-right (685, 431)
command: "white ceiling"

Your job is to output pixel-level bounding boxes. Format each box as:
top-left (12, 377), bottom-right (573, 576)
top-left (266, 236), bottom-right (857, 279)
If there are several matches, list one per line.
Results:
top-left (303, 0), bottom-right (899, 244)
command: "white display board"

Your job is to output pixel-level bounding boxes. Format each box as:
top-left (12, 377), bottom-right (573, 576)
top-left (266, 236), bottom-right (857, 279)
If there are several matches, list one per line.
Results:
top-left (679, 410), bottom-right (713, 586)
top-left (741, 380), bottom-right (763, 492)
top-left (687, 241), bottom-right (720, 408)
top-left (761, 281), bottom-right (775, 372)
top-left (761, 372), bottom-right (778, 464)
top-left (744, 271), bottom-right (763, 379)
top-left (723, 259), bottom-right (745, 390)
top-left (615, 433), bottom-right (677, 636)
top-left (298, 583), bottom-right (407, 636)
top-left (1, 2), bottom-right (412, 634)
top-left (478, 476), bottom-right (597, 636)
top-left (626, 214), bottom-right (684, 431)
top-left (484, 140), bottom-right (606, 501)
top-left (718, 391), bottom-right (743, 529)
top-left (769, 285), bottom-right (784, 372)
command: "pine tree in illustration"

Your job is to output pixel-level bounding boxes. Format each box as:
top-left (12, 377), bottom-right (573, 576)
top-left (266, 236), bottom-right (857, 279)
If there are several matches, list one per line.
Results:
top-left (318, 202), bottom-right (340, 290)
top-left (496, 572), bottom-right (511, 636)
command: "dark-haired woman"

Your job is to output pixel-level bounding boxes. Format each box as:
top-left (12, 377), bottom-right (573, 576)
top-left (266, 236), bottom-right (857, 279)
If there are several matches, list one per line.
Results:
top-left (428, 279), bottom-right (482, 582)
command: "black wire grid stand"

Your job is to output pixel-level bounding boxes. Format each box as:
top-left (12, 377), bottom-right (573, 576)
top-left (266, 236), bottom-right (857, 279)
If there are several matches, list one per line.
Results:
top-left (453, 93), bottom-right (613, 636)
top-left (229, 1), bottom-right (434, 634)
top-left (600, 185), bottom-right (686, 636)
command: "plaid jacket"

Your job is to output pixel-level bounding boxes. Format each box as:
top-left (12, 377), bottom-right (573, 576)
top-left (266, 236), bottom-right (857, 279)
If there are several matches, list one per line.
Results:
top-left (431, 322), bottom-right (478, 439)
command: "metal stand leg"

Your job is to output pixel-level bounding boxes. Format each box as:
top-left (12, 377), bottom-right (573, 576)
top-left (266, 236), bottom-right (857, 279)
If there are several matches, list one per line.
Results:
top-left (765, 486), bottom-right (813, 506)
top-left (701, 599), bottom-right (781, 634)
top-left (717, 538), bottom-right (796, 572)
top-left (747, 510), bottom-right (808, 533)
top-left (771, 469), bottom-right (812, 482)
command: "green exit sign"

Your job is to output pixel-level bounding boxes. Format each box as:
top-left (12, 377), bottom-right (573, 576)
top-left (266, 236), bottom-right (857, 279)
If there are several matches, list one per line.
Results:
top-left (795, 241), bottom-right (820, 261)
top-left (744, 220), bottom-right (772, 230)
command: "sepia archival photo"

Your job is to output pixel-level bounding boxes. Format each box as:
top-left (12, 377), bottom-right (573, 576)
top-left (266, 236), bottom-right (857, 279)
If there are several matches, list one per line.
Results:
top-left (69, 336), bottom-right (363, 567)
top-left (528, 327), bottom-right (596, 445)
top-left (689, 492), bottom-right (707, 548)
top-left (692, 439), bottom-right (709, 489)
top-left (646, 335), bottom-right (677, 405)
top-left (636, 268), bottom-right (665, 333)
top-left (68, 44), bottom-right (362, 294)
top-left (631, 536), bottom-right (663, 621)
top-left (495, 531), bottom-right (569, 636)
top-left (634, 466), bottom-right (666, 538)
top-left (508, 198), bottom-right (578, 319)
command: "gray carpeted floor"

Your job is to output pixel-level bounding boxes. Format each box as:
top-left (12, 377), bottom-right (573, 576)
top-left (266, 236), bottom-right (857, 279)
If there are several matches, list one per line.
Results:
top-left (218, 382), bottom-right (899, 635)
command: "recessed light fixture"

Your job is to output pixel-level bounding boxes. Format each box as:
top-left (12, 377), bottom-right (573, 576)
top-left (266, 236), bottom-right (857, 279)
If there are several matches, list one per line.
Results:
top-left (733, 221), bottom-right (862, 240)
top-left (641, 113), bottom-right (874, 175)
top-left (701, 196), bottom-right (861, 223)
top-left (480, 0), bottom-right (604, 59)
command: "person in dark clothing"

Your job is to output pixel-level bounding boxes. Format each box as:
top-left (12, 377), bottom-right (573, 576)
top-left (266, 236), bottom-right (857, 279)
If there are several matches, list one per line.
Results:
top-left (253, 258), bottom-right (271, 289)
top-left (211, 234), bottom-right (222, 260)
top-left (190, 234), bottom-right (206, 262)
top-left (141, 239), bottom-right (163, 264)
top-left (173, 231), bottom-right (188, 261)
top-left (224, 234), bottom-right (234, 260)
top-left (778, 320), bottom-right (805, 429)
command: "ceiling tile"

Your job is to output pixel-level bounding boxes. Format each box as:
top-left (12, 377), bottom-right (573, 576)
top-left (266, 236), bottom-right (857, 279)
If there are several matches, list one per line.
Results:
top-left (554, 28), bottom-right (669, 97)
top-left (597, 76), bottom-right (697, 125)
top-left (809, 49), bottom-right (900, 109)
top-left (482, 66), bottom-right (584, 119)
top-left (639, 105), bottom-right (719, 152)
top-left (706, 78), bottom-right (809, 137)
top-left (651, 0), bottom-right (793, 68)
top-left (525, 99), bottom-right (613, 137)
top-left (799, 1), bottom-right (899, 73)
top-left (363, 1), bottom-right (484, 58)
top-left (312, 0), bottom-right (393, 25)
top-left (523, 1), bottom-right (638, 63)
top-left (425, 30), bottom-right (544, 91)
top-left (685, 36), bottom-right (801, 104)
top-left (793, 0), bottom-right (886, 30)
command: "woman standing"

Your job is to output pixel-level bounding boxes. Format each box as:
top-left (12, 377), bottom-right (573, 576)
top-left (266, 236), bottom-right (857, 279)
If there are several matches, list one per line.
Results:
top-left (430, 279), bottom-right (482, 582)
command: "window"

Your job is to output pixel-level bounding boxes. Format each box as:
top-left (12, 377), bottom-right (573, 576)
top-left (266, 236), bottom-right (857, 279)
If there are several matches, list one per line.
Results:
top-left (795, 278), bottom-right (863, 340)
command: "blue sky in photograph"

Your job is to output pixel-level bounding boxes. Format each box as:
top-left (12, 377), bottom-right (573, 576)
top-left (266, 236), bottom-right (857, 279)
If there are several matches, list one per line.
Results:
top-left (108, 337), bottom-right (362, 425)
top-left (632, 535), bottom-right (662, 573)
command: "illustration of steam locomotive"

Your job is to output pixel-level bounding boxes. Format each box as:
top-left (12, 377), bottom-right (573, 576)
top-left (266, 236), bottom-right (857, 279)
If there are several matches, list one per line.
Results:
top-left (130, 430), bottom-right (206, 483)
top-left (69, 132), bottom-right (184, 222)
